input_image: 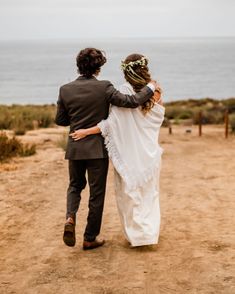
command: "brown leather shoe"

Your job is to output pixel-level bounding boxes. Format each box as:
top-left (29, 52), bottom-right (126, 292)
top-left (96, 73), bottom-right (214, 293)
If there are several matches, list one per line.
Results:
top-left (83, 238), bottom-right (105, 250)
top-left (63, 218), bottom-right (76, 247)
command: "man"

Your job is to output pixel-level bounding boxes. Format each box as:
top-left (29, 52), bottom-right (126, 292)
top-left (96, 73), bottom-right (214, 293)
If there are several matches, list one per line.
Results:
top-left (55, 47), bottom-right (157, 250)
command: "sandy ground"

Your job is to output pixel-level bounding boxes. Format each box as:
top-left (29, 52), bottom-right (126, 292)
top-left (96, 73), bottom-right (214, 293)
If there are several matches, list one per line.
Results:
top-left (0, 125), bottom-right (234, 294)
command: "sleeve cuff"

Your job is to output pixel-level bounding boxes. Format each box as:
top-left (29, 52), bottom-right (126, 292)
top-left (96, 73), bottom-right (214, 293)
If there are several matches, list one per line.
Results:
top-left (146, 83), bottom-right (155, 93)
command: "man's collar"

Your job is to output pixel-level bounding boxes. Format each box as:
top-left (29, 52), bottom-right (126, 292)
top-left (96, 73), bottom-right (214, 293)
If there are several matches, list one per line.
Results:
top-left (77, 75), bottom-right (97, 80)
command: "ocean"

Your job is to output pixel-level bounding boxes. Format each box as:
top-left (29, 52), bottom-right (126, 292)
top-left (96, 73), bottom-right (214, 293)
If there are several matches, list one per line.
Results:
top-left (0, 37), bottom-right (234, 105)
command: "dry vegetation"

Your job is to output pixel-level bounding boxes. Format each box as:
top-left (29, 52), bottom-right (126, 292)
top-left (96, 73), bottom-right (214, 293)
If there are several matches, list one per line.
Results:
top-left (164, 98), bottom-right (235, 129)
top-left (0, 98), bottom-right (234, 161)
top-left (0, 104), bottom-right (56, 135)
top-left (0, 132), bottom-right (36, 162)
top-left (0, 98), bottom-right (235, 134)
top-left (0, 105), bottom-right (55, 161)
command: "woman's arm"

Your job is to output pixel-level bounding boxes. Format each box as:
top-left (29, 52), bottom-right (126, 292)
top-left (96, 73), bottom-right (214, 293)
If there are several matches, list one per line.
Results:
top-left (70, 126), bottom-right (101, 141)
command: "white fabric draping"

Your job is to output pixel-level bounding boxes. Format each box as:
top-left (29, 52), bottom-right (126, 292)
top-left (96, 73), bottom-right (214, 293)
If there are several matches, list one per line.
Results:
top-left (98, 82), bottom-right (165, 246)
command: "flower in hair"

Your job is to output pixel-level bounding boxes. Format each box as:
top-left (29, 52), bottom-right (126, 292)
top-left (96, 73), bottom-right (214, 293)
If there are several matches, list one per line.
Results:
top-left (121, 56), bottom-right (147, 71)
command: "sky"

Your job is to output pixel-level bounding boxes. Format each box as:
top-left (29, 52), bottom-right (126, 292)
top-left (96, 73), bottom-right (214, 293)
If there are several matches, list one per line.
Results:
top-left (0, 0), bottom-right (235, 40)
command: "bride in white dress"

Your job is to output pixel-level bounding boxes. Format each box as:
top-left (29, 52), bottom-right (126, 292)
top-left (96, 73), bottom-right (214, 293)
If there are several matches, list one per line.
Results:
top-left (71, 54), bottom-right (165, 246)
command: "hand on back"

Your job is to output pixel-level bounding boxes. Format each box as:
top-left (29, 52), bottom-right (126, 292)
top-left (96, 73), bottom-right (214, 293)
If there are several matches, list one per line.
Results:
top-left (153, 83), bottom-right (163, 105)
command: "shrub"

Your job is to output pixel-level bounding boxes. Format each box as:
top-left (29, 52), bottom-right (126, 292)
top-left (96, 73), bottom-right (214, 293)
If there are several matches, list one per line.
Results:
top-left (165, 106), bottom-right (183, 120)
top-left (164, 98), bottom-right (235, 125)
top-left (162, 118), bottom-right (170, 127)
top-left (204, 111), bottom-right (224, 124)
top-left (13, 118), bottom-right (27, 135)
top-left (38, 112), bottom-right (54, 128)
top-left (230, 114), bottom-right (235, 133)
top-left (57, 133), bottom-right (68, 151)
top-left (0, 132), bottom-right (36, 162)
top-left (193, 110), bottom-right (225, 125)
top-left (19, 143), bottom-right (36, 157)
top-left (223, 98), bottom-right (235, 113)
top-left (0, 110), bottom-right (12, 129)
top-left (0, 134), bottom-right (21, 161)
top-left (14, 128), bottom-right (26, 136)
top-left (177, 111), bottom-right (193, 120)
top-left (0, 105), bottom-right (56, 132)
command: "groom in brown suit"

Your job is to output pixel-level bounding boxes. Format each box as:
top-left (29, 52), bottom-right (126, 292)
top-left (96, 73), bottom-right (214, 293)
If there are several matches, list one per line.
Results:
top-left (55, 48), bottom-right (156, 250)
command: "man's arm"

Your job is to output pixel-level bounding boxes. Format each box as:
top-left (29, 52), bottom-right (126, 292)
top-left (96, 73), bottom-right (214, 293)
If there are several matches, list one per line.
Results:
top-left (105, 81), bottom-right (156, 108)
top-left (55, 87), bottom-right (70, 126)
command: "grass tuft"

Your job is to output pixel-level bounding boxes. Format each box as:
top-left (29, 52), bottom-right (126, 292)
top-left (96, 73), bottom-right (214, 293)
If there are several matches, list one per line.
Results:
top-left (0, 132), bottom-right (36, 162)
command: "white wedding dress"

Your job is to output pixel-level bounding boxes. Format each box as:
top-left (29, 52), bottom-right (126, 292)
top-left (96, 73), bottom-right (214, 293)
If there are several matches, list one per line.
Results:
top-left (98, 82), bottom-right (165, 246)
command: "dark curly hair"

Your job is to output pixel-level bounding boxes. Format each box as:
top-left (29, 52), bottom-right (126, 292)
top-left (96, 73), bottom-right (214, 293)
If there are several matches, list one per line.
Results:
top-left (76, 48), bottom-right (107, 78)
top-left (122, 53), bottom-right (155, 114)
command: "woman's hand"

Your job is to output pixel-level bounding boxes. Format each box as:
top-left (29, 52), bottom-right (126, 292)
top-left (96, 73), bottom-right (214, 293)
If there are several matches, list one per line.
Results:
top-left (70, 126), bottom-right (101, 140)
top-left (70, 129), bottom-right (89, 141)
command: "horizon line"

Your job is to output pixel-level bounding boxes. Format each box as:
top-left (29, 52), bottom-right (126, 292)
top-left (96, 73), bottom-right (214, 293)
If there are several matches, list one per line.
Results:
top-left (0, 36), bottom-right (235, 42)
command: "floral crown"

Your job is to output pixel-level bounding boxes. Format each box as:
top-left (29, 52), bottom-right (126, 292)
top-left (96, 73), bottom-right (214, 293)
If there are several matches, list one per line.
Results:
top-left (121, 56), bottom-right (148, 71)
top-left (120, 56), bottom-right (148, 85)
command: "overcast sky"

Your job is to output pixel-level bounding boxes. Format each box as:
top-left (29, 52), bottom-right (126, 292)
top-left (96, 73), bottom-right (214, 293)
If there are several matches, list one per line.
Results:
top-left (0, 0), bottom-right (235, 40)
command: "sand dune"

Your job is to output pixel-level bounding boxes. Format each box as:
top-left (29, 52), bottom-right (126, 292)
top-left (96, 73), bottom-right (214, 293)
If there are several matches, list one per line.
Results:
top-left (0, 126), bottom-right (234, 294)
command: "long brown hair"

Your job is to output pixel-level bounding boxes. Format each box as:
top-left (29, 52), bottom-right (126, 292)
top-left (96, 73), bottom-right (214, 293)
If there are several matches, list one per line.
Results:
top-left (122, 53), bottom-right (155, 114)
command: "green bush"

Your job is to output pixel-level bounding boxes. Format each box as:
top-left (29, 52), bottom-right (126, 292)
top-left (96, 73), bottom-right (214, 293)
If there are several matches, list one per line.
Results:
top-left (163, 98), bottom-right (235, 125)
top-left (0, 132), bottom-right (36, 162)
top-left (223, 98), bottom-right (235, 113)
top-left (165, 106), bottom-right (183, 120)
top-left (177, 110), bottom-right (193, 120)
top-left (201, 111), bottom-right (224, 124)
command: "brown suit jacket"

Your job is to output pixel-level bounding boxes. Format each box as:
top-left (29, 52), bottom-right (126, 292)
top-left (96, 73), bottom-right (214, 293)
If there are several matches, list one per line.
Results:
top-left (55, 76), bottom-right (153, 160)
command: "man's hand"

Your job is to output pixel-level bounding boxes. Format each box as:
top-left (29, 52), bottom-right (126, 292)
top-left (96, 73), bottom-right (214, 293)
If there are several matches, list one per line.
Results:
top-left (147, 80), bottom-right (158, 93)
top-left (156, 84), bottom-right (163, 94)
top-left (149, 80), bottom-right (158, 89)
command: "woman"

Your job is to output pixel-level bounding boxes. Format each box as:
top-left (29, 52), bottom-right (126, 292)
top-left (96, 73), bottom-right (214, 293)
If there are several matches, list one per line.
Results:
top-left (71, 54), bottom-right (165, 246)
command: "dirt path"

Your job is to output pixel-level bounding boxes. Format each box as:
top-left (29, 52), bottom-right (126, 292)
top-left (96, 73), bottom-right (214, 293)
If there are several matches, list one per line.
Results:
top-left (0, 126), bottom-right (234, 294)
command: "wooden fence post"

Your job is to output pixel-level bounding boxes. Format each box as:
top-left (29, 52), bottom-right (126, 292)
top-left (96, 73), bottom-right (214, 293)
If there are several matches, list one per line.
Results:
top-left (169, 123), bottom-right (172, 135)
top-left (199, 111), bottom-right (202, 137)
top-left (225, 110), bottom-right (229, 139)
